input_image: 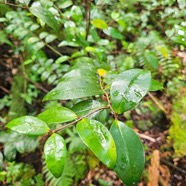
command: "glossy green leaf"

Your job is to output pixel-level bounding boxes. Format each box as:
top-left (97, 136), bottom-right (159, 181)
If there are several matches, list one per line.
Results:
top-left (110, 120), bottom-right (145, 186)
top-left (0, 131), bottom-right (39, 157)
top-left (91, 19), bottom-right (108, 29)
top-left (44, 133), bottom-right (67, 178)
top-left (72, 100), bottom-right (102, 118)
top-left (110, 69), bottom-right (151, 113)
top-left (76, 118), bottom-right (116, 168)
top-left (30, 3), bottom-right (59, 32)
top-left (144, 51), bottom-right (158, 69)
top-left (43, 77), bottom-right (102, 101)
top-left (150, 79), bottom-right (164, 91)
top-left (6, 116), bottom-right (50, 135)
top-left (38, 106), bottom-right (77, 125)
top-left (61, 68), bottom-right (96, 80)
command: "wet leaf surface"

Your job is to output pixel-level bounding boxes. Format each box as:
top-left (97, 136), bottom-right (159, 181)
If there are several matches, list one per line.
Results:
top-left (38, 106), bottom-right (77, 125)
top-left (6, 116), bottom-right (50, 136)
top-left (110, 69), bottom-right (151, 113)
top-left (76, 118), bottom-right (116, 168)
top-left (44, 133), bottom-right (67, 178)
top-left (110, 120), bottom-right (145, 186)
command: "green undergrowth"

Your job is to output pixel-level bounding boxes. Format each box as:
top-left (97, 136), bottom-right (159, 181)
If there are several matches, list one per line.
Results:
top-left (169, 90), bottom-right (186, 157)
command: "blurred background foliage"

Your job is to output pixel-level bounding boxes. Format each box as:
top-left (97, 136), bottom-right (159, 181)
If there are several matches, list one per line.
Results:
top-left (0, 0), bottom-right (186, 185)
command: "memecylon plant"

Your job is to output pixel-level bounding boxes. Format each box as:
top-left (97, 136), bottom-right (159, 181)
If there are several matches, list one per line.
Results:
top-left (7, 67), bottom-right (152, 186)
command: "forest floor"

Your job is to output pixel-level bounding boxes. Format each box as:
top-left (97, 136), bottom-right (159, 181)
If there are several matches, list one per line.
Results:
top-left (0, 44), bottom-right (186, 186)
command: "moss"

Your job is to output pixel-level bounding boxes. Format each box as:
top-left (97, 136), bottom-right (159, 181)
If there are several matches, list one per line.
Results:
top-left (169, 93), bottom-right (186, 157)
top-left (8, 75), bottom-right (27, 121)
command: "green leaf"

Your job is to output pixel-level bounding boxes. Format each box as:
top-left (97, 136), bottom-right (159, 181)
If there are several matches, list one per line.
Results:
top-left (110, 69), bottom-right (151, 113)
top-left (6, 116), bottom-right (50, 135)
top-left (103, 27), bottom-right (123, 40)
top-left (55, 56), bottom-right (70, 64)
top-left (30, 3), bottom-right (59, 32)
top-left (4, 143), bottom-right (16, 161)
top-left (59, 0), bottom-right (73, 9)
top-left (44, 133), bottom-right (67, 178)
top-left (38, 106), bottom-right (77, 125)
top-left (110, 120), bottom-right (145, 186)
top-left (0, 31), bottom-right (12, 46)
top-left (144, 51), bottom-right (158, 69)
top-left (76, 118), bottom-right (116, 168)
top-left (91, 19), bottom-right (108, 29)
top-left (72, 100), bottom-right (102, 118)
top-left (45, 34), bottom-right (57, 43)
top-left (18, 0), bottom-right (31, 6)
top-left (62, 67), bottom-right (96, 80)
top-left (39, 32), bottom-right (48, 39)
top-left (150, 79), bottom-right (164, 91)
top-left (43, 77), bottom-right (102, 101)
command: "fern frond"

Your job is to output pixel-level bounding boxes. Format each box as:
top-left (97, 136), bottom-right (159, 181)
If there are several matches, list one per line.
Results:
top-left (43, 152), bottom-right (88, 186)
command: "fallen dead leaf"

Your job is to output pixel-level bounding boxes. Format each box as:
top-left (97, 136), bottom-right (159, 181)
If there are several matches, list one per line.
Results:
top-left (159, 165), bottom-right (170, 186)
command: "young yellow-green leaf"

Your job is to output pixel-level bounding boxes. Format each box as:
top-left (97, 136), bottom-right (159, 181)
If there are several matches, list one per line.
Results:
top-left (43, 77), bottom-right (102, 101)
top-left (91, 19), bottom-right (108, 29)
top-left (76, 118), bottom-right (116, 168)
top-left (44, 133), bottom-right (67, 178)
top-left (110, 69), bottom-right (151, 113)
top-left (110, 120), bottom-right (145, 186)
top-left (38, 106), bottom-right (77, 125)
top-left (30, 3), bottom-right (59, 32)
top-left (6, 116), bottom-right (50, 136)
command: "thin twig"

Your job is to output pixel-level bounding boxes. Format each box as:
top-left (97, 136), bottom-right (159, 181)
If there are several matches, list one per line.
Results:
top-left (137, 132), bottom-right (156, 142)
top-left (20, 55), bottom-right (27, 95)
top-left (161, 159), bottom-right (186, 175)
top-left (0, 1), bottom-right (28, 9)
top-left (53, 105), bottom-right (109, 133)
top-left (85, 0), bottom-right (91, 40)
top-left (45, 43), bottom-right (63, 56)
top-left (148, 92), bottom-right (167, 114)
top-left (99, 76), bottom-right (117, 119)
top-left (26, 78), bottom-right (48, 93)
top-left (0, 86), bottom-right (10, 94)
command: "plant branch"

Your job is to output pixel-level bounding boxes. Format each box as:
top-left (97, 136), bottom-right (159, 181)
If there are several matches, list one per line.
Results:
top-left (148, 92), bottom-right (167, 114)
top-left (161, 159), bottom-right (186, 175)
top-left (20, 55), bottom-right (27, 94)
top-left (137, 132), bottom-right (156, 142)
top-left (85, 0), bottom-right (91, 40)
top-left (26, 78), bottom-right (48, 93)
top-left (0, 86), bottom-right (10, 94)
top-left (1, 1), bottom-right (28, 9)
top-left (45, 43), bottom-right (63, 56)
top-left (53, 105), bottom-right (110, 133)
top-left (99, 76), bottom-right (117, 119)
